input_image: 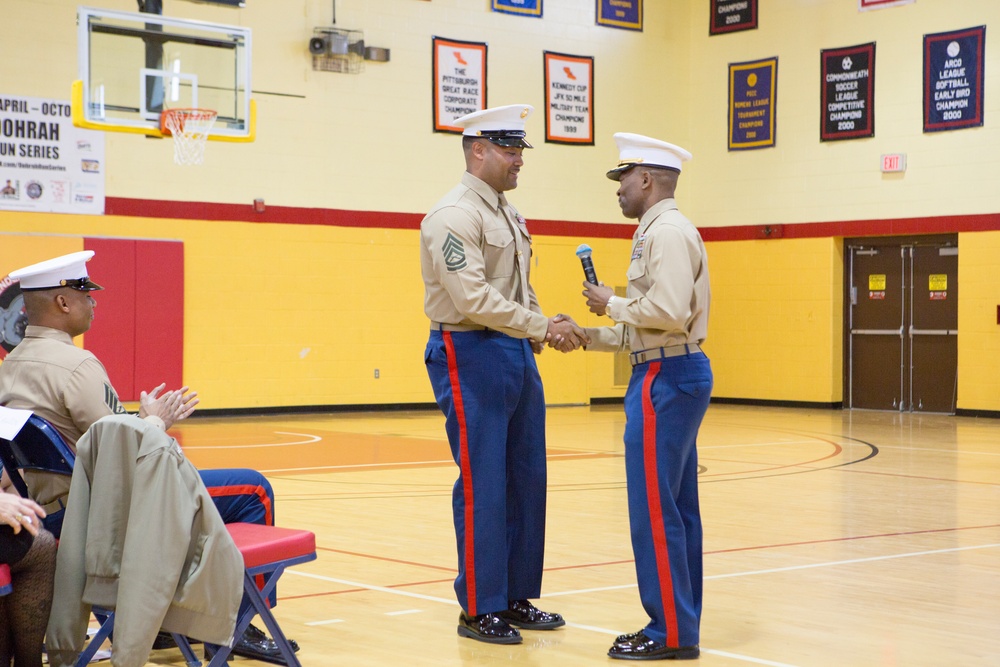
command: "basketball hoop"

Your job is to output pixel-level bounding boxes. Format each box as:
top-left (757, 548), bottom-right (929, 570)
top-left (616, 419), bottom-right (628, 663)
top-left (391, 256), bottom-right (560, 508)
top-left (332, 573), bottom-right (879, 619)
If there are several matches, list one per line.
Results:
top-left (160, 108), bottom-right (218, 165)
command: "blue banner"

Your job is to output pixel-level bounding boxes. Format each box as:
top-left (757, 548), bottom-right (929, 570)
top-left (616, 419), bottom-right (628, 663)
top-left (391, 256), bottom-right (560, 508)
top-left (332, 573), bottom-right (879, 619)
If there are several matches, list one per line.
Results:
top-left (597, 0), bottom-right (642, 31)
top-left (492, 0), bottom-right (542, 18)
top-left (728, 57), bottom-right (777, 150)
top-left (924, 26), bottom-right (985, 132)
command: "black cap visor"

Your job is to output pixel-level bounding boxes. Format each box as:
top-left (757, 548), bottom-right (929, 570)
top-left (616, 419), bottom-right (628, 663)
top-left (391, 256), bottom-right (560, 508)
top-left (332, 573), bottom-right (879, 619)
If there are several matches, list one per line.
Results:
top-left (21, 276), bottom-right (105, 292)
top-left (606, 162), bottom-right (680, 181)
top-left (478, 130), bottom-right (533, 149)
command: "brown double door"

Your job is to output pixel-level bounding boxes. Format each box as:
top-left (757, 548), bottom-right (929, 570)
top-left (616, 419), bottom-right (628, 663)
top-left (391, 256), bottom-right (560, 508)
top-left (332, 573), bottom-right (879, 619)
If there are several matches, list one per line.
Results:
top-left (846, 235), bottom-right (958, 413)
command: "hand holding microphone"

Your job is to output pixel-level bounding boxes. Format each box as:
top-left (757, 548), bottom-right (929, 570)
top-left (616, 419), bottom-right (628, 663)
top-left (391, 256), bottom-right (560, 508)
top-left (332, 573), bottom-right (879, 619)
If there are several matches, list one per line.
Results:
top-left (576, 244), bottom-right (598, 285)
top-left (576, 244), bottom-right (615, 316)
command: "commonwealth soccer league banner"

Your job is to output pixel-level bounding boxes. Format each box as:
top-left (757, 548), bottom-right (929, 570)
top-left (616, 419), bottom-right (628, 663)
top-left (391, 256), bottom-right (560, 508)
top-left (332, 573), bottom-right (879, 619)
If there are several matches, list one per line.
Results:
top-left (821, 43), bottom-right (875, 141)
top-left (728, 57), bottom-right (777, 150)
top-left (923, 26), bottom-right (985, 133)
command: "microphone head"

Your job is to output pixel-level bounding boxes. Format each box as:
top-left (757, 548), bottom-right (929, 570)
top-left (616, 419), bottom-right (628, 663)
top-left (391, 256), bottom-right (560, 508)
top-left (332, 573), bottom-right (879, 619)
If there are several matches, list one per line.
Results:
top-left (575, 243), bottom-right (592, 258)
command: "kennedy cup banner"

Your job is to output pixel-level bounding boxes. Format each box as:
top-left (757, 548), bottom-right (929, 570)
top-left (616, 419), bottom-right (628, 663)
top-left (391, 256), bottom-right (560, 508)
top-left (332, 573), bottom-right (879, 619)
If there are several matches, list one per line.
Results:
top-left (544, 52), bottom-right (594, 145)
top-left (821, 43), bottom-right (875, 141)
top-left (432, 37), bottom-right (488, 134)
top-left (924, 26), bottom-right (985, 133)
top-left (492, 0), bottom-right (542, 17)
top-left (728, 57), bottom-right (777, 150)
top-left (710, 0), bottom-right (757, 36)
top-left (0, 95), bottom-right (105, 215)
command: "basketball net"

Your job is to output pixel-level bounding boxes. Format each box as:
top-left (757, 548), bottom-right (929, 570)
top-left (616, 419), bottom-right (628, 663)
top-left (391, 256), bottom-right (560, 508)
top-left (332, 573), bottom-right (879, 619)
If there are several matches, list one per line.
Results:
top-left (160, 109), bottom-right (218, 165)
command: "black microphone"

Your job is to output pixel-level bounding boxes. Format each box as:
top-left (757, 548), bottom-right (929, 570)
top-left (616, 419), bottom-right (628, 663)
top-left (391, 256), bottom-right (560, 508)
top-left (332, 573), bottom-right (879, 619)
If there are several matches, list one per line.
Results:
top-left (576, 244), bottom-right (598, 285)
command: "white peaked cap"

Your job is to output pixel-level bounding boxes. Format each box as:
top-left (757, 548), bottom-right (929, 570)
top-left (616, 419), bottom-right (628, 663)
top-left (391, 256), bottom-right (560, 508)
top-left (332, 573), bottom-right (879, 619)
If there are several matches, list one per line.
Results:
top-left (8, 250), bottom-right (104, 291)
top-left (453, 104), bottom-right (534, 148)
top-left (606, 132), bottom-right (692, 181)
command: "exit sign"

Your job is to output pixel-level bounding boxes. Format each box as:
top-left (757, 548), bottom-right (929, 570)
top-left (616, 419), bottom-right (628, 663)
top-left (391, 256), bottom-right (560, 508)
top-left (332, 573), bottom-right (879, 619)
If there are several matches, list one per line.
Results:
top-left (881, 153), bottom-right (907, 173)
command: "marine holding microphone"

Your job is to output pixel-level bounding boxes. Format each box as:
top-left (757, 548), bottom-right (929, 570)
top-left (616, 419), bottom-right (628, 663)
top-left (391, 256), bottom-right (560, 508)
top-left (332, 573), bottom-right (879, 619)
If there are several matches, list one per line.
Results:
top-left (577, 132), bottom-right (713, 661)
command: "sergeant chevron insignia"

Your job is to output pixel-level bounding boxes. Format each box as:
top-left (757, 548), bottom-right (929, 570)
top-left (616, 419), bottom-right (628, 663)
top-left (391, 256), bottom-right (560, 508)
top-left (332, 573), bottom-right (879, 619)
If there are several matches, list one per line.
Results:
top-left (443, 233), bottom-right (467, 271)
top-left (104, 383), bottom-right (127, 414)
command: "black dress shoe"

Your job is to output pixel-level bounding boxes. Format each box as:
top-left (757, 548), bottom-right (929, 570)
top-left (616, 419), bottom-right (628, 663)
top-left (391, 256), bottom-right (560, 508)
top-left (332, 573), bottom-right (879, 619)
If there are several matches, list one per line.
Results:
top-left (224, 623), bottom-right (301, 665)
top-left (457, 611), bottom-right (523, 644)
top-left (152, 631), bottom-right (202, 650)
top-left (497, 599), bottom-right (566, 630)
top-left (607, 630), bottom-right (699, 660)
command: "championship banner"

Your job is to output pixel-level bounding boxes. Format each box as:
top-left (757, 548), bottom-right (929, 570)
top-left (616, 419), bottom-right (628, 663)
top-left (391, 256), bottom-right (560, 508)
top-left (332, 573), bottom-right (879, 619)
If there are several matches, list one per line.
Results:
top-left (492, 0), bottom-right (542, 18)
top-left (924, 26), bottom-right (985, 133)
top-left (597, 0), bottom-right (642, 31)
top-left (432, 37), bottom-right (487, 133)
top-left (859, 0), bottom-right (914, 11)
top-left (821, 43), bottom-right (875, 141)
top-left (710, 0), bottom-right (757, 35)
top-left (543, 52), bottom-right (594, 145)
top-left (728, 57), bottom-right (777, 150)
top-left (0, 95), bottom-right (105, 215)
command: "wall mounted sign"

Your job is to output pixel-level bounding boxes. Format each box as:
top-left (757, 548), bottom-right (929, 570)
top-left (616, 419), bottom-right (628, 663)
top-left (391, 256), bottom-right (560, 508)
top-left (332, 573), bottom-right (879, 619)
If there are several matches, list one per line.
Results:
top-left (923, 25), bottom-right (985, 132)
top-left (543, 52), bottom-right (594, 145)
top-left (597, 0), bottom-right (642, 31)
top-left (821, 43), bottom-right (875, 141)
top-left (728, 57), bottom-right (777, 150)
top-left (710, 0), bottom-right (757, 35)
top-left (859, 0), bottom-right (914, 10)
top-left (432, 37), bottom-right (487, 133)
top-left (492, 0), bottom-right (542, 18)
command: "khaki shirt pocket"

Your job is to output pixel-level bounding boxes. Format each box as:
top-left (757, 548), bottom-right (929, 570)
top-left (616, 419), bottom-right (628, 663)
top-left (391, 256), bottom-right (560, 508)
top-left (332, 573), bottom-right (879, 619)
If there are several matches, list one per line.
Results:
top-left (483, 226), bottom-right (515, 279)
top-left (626, 258), bottom-right (647, 282)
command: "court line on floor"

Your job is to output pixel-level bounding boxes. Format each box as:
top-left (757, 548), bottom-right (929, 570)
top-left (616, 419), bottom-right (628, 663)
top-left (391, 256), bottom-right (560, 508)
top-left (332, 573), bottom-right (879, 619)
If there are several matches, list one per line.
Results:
top-left (286, 572), bottom-right (801, 667)
top-left (541, 542), bottom-right (1000, 596)
top-left (257, 451), bottom-right (603, 474)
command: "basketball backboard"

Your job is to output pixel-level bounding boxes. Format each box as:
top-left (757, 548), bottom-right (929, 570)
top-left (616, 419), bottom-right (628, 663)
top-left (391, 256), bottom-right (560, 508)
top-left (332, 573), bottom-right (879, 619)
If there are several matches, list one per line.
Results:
top-left (73, 6), bottom-right (254, 141)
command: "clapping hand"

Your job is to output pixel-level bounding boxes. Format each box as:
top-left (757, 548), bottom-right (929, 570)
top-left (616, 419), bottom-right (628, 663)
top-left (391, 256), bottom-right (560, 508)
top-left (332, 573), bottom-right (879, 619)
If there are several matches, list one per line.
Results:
top-left (139, 383), bottom-right (200, 430)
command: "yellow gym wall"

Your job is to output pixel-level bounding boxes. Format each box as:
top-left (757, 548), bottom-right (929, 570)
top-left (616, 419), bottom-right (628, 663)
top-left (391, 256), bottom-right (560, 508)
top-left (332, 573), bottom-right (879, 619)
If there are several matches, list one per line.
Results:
top-left (2, 0), bottom-right (1000, 412)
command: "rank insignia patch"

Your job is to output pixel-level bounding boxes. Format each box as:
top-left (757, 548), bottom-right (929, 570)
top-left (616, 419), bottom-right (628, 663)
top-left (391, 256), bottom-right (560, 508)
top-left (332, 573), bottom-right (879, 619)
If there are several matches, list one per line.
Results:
top-left (443, 233), bottom-right (467, 272)
top-left (104, 383), bottom-right (126, 414)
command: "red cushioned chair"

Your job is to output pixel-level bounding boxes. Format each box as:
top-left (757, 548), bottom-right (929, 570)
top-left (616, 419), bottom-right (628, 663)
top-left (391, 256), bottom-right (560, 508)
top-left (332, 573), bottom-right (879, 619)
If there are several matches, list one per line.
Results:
top-left (77, 524), bottom-right (317, 667)
top-left (201, 523), bottom-right (317, 667)
top-left (0, 564), bottom-right (11, 597)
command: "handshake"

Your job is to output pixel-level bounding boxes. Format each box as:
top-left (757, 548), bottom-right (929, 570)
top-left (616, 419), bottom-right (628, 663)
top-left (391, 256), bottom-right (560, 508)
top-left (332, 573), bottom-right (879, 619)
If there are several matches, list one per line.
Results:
top-left (538, 314), bottom-right (590, 354)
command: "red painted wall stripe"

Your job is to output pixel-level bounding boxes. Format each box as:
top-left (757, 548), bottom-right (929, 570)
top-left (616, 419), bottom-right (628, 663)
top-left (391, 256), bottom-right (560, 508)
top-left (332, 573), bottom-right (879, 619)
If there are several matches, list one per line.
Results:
top-left (104, 197), bottom-right (1000, 241)
top-left (641, 362), bottom-right (680, 647)
top-left (442, 331), bottom-right (477, 615)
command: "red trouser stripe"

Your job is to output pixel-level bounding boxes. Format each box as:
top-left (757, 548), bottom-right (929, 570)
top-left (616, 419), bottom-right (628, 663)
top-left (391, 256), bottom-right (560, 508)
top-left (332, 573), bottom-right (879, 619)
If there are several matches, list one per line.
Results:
top-left (642, 362), bottom-right (679, 646)
top-left (207, 484), bottom-right (274, 526)
top-left (207, 483), bottom-right (275, 600)
top-left (443, 332), bottom-right (477, 615)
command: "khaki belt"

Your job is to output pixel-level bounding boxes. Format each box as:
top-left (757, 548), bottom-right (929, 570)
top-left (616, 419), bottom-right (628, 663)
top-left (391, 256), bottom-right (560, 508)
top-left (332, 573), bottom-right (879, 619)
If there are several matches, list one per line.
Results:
top-left (431, 322), bottom-right (487, 332)
top-left (41, 496), bottom-right (66, 515)
top-left (630, 343), bottom-right (702, 367)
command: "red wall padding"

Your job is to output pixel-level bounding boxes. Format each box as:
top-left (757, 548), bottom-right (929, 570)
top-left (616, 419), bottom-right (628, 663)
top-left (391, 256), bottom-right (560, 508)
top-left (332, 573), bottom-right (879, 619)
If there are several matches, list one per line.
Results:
top-left (83, 239), bottom-right (183, 401)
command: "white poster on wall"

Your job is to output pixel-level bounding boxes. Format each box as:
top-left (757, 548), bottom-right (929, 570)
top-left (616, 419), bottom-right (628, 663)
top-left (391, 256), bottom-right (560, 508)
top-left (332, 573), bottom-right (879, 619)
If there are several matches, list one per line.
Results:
top-left (0, 95), bottom-right (105, 215)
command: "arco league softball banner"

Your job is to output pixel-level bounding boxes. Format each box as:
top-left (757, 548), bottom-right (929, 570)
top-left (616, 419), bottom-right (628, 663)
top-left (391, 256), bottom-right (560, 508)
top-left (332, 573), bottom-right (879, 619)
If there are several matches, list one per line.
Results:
top-left (923, 26), bottom-right (985, 133)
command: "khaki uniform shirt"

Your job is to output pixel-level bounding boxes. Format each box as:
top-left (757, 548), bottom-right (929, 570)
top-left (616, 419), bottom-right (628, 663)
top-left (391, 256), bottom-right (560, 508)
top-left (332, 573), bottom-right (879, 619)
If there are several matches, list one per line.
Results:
top-left (421, 172), bottom-right (549, 341)
top-left (585, 199), bottom-right (710, 353)
top-left (0, 325), bottom-right (135, 507)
